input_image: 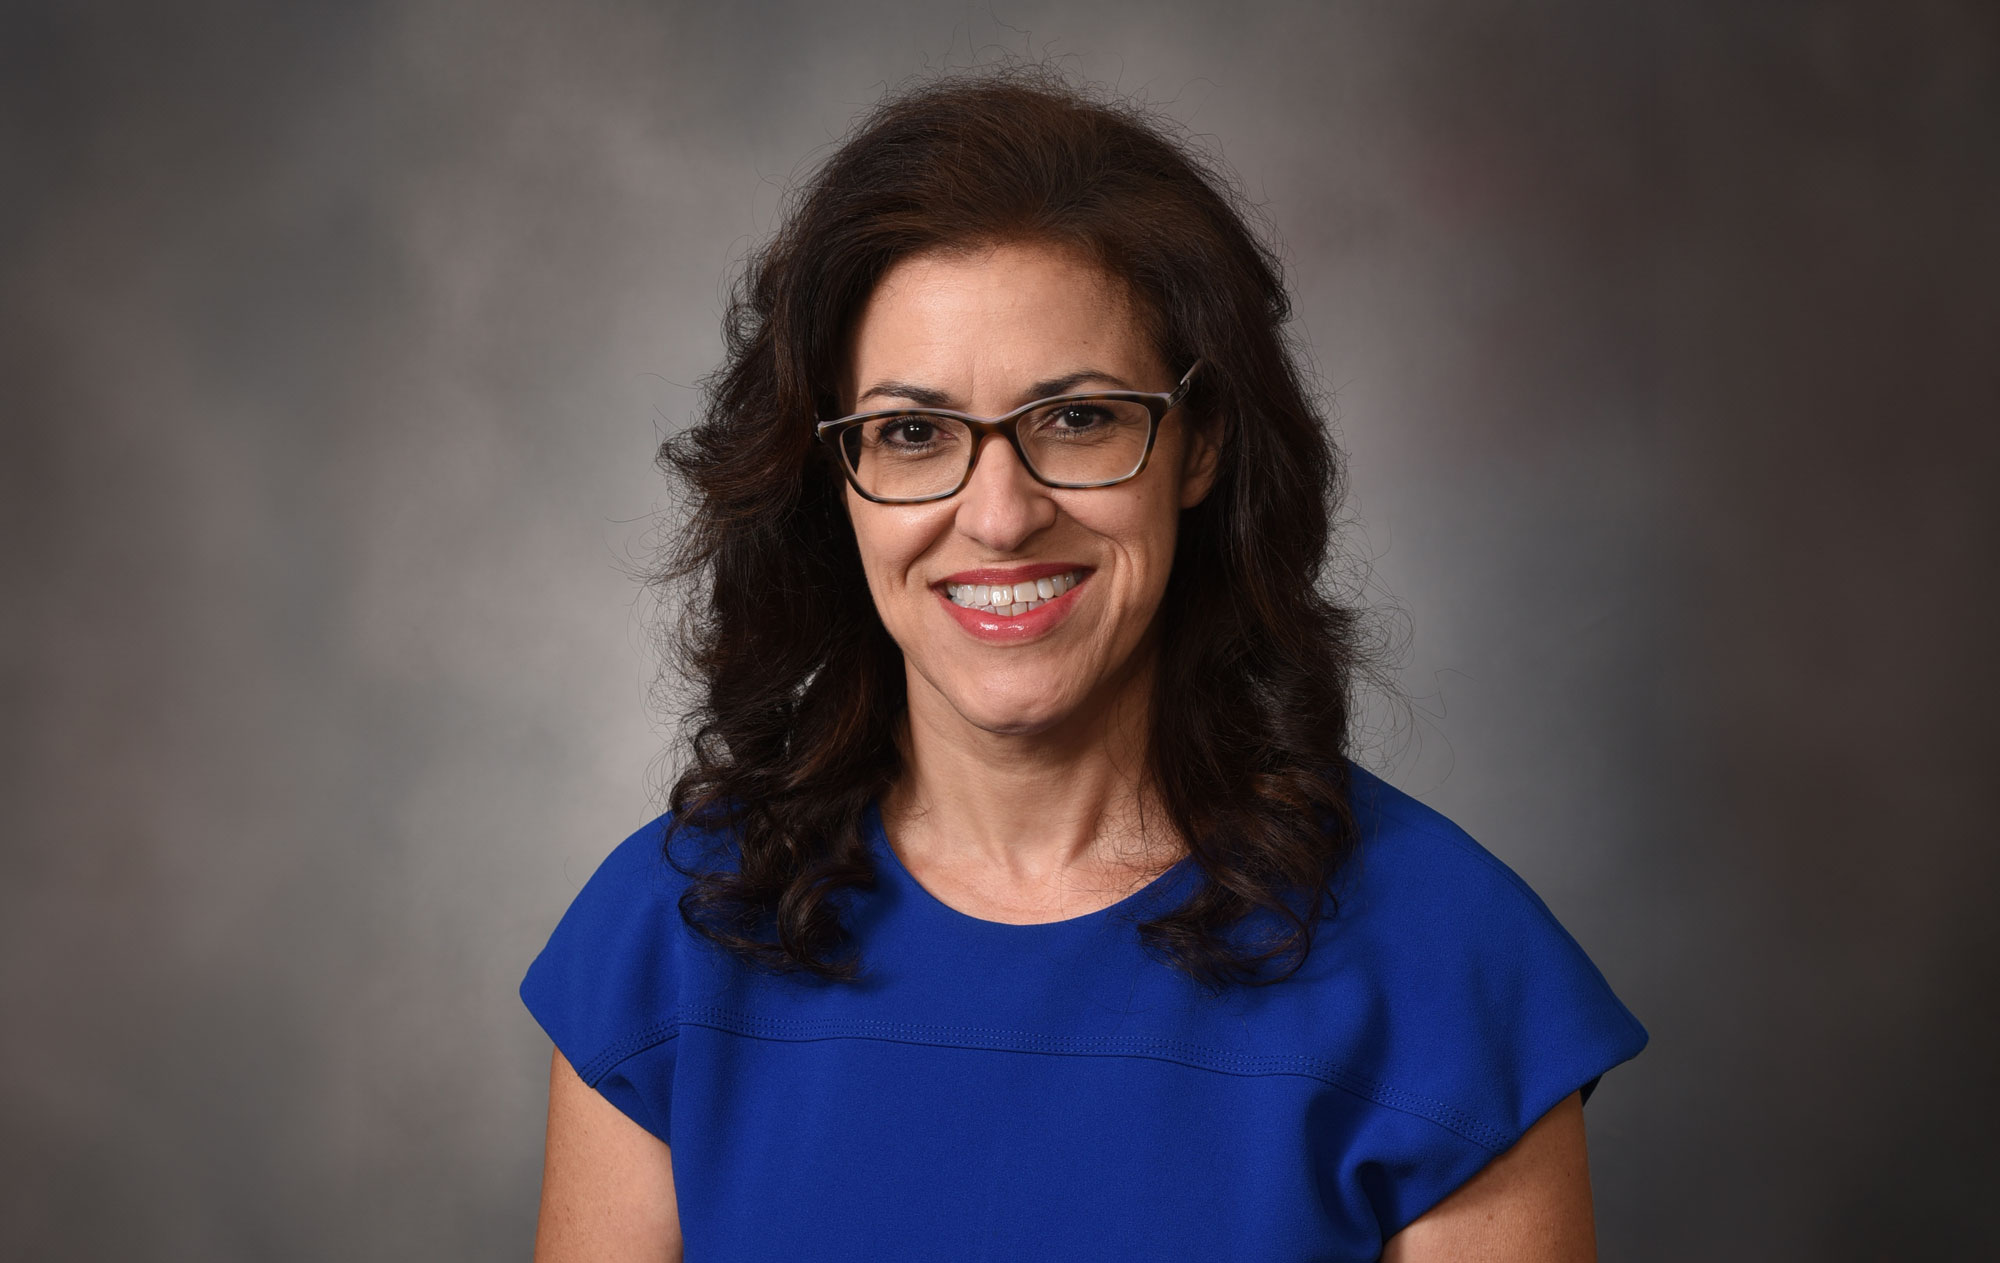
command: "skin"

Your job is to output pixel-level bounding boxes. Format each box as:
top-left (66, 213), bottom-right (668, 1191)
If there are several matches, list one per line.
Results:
top-left (1383, 1091), bottom-right (1598, 1261)
top-left (531, 238), bottom-right (1598, 1259)
top-left (536, 1048), bottom-right (682, 1262)
top-left (841, 239), bottom-right (1219, 919)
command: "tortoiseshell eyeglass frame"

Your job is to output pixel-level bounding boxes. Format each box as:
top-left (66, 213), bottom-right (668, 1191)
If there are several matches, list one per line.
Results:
top-left (814, 359), bottom-right (1205, 504)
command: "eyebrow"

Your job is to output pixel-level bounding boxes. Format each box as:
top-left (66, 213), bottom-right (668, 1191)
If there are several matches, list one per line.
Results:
top-left (856, 368), bottom-right (1136, 411)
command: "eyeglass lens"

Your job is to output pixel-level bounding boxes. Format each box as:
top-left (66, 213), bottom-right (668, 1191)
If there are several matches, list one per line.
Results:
top-left (838, 398), bottom-right (1152, 500)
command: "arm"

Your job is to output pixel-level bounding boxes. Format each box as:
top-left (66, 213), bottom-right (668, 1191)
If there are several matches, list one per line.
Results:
top-left (1380, 1090), bottom-right (1596, 1263)
top-left (534, 1047), bottom-right (683, 1262)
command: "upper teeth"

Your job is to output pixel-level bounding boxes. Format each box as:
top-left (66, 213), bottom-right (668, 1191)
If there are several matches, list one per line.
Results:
top-left (945, 570), bottom-right (1082, 615)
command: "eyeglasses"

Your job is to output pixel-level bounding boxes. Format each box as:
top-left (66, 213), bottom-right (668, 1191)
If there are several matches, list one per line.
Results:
top-left (815, 360), bottom-right (1204, 504)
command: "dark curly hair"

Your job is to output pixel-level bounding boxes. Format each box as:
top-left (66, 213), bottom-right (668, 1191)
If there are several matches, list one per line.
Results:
top-left (652, 64), bottom-right (1375, 993)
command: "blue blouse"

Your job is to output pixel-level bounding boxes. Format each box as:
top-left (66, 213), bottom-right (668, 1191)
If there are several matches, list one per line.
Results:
top-left (520, 764), bottom-right (1648, 1260)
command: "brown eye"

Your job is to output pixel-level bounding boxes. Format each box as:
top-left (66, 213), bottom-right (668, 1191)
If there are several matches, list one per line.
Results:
top-left (884, 418), bottom-right (940, 447)
top-left (864, 416), bottom-right (942, 450)
top-left (1048, 405), bottom-right (1114, 432)
top-left (861, 415), bottom-right (966, 465)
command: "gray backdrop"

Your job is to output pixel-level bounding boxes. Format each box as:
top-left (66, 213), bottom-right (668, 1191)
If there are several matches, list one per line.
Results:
top-left (5, 1), bottom-right (1995, 1259)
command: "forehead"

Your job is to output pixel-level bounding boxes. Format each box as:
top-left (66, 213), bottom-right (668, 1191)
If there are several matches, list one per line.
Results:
top-left (841, 241), bottom-right (1160, 405)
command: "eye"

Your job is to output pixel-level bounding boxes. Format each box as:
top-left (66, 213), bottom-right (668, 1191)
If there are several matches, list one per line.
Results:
top-left (1046, 404), bottom-right (1113, 432)
top-left (878, 417), bottom-right (940, 447)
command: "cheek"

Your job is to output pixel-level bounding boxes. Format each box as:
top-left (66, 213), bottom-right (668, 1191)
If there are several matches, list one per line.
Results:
top-left (1076, 488), bottom-right (1182, 587)
top-left (846, 499), bottom-right (946, 608)
top-left (1132, 516), bottom-right (1181, 605)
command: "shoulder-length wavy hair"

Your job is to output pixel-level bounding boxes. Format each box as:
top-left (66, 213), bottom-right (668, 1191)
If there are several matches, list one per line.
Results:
top-left (654, 65), bottom-right (1371, 993)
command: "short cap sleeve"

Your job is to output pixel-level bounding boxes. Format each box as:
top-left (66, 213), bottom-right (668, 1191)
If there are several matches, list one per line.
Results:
top-left (519, 812), bottom-right (688, 1144)
top-left (1339, 767), bottom-right (1651, 1239)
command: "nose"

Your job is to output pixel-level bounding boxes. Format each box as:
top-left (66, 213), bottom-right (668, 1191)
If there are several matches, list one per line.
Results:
top-left (954, 434), bottom-right (1056, 551)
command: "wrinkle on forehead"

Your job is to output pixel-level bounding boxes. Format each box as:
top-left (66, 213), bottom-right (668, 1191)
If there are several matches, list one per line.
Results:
top-left (838, 240), bottom-right (1163, 415)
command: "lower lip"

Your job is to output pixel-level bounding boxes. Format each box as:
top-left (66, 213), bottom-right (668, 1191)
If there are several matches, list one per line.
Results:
top-left (935, 576), bottom-right (1089, 643)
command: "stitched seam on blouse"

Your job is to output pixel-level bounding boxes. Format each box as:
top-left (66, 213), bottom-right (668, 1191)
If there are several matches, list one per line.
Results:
top-left (579, 1022), bottom-right (680, 1085)
top-left (673, 1004), bottom-right (1510, 1152)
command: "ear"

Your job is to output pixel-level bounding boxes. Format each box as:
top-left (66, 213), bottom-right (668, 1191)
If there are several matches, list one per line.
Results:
top-left (1177, 412), bottom-right (1223, 510)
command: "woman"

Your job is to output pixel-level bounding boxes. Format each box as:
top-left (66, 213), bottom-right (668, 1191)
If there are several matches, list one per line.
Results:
top-left (522, 67), bottom-right (1647, 1261)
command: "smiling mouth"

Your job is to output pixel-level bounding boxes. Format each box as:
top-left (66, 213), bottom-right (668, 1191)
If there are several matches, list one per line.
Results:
top-left (941, 570), bottom-right (1084, 616)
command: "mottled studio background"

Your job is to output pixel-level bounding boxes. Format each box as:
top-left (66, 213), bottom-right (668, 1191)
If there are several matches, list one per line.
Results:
top-left (4, 1), bottom-right (1995, 1258)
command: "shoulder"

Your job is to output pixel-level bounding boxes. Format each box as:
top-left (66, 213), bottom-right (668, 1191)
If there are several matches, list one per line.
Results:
top-left (561, 810), bottom-right (723, 905)
top-left (1335, 763), bottom-right (1584, 944)
top-left (1314, 761), bottom-right (1649, 1120)
top-left (530, 811), bottom-right (726, 949)
top-left (1295, 763), bottom-right (1649, 1238)
top-left (519, 810), bottom-right (735, 1087)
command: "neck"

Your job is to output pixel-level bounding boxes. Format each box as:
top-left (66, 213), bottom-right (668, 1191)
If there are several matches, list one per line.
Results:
top-left (882, 639), bottom-right (1182, 891)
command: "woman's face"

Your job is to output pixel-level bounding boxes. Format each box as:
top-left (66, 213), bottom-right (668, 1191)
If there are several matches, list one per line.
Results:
top-left (838, 239), bottom-right (1218, 738)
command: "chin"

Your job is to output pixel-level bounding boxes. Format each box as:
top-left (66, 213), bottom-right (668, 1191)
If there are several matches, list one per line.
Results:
top-left (947, 682), bottom-right (1081, 736)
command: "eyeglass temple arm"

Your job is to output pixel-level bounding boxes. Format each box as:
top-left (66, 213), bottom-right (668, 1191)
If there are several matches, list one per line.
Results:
top-left (1169, 359), bottom-right (1203, 407)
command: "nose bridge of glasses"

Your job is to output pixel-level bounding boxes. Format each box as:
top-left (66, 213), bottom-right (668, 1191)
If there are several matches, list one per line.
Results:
top-left (963, 423), bottom-right (1038, 488)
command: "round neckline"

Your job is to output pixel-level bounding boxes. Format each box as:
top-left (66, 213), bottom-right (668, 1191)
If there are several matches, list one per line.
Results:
top-left (863, 799), bottom-right (1196, 931)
